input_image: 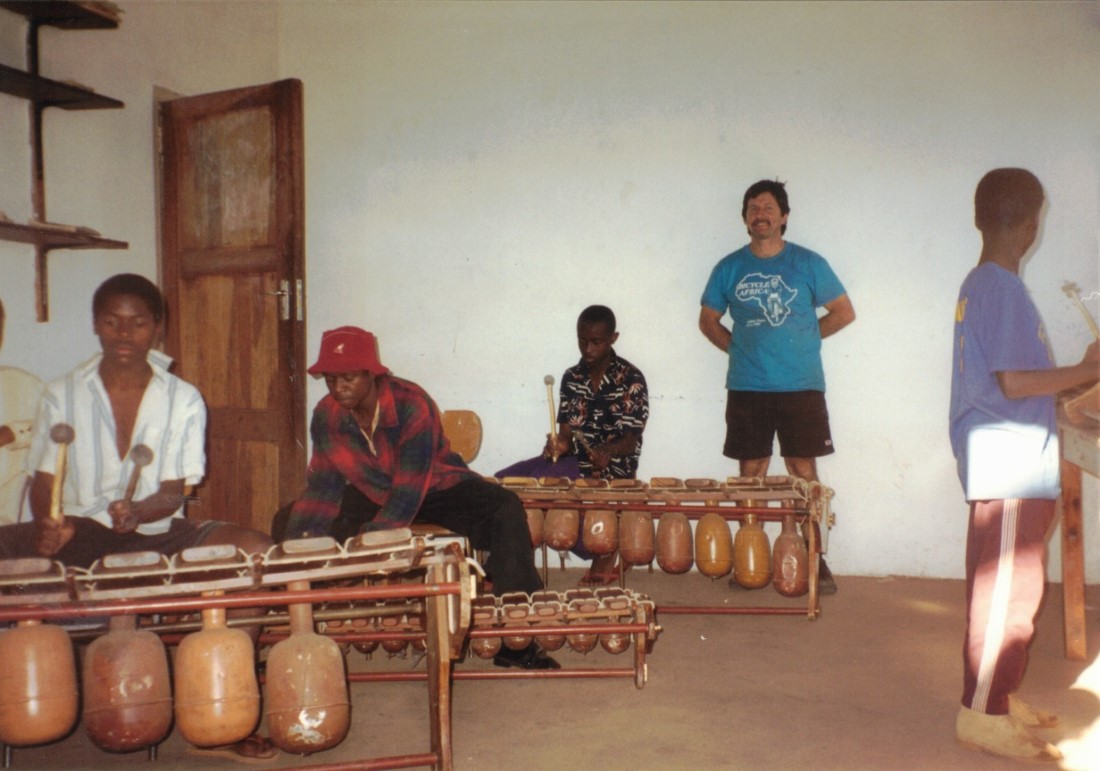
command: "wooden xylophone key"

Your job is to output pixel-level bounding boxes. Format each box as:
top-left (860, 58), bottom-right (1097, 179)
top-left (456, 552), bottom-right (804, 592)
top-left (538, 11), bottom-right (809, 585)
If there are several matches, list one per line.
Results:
top-left (174, 590), bottom-right (261, 749)
top-left (582, 508), bottom-right (618, 556)
top-left (503, 477), bottom-right (542, 548)
top-left (0, 618), bottom-right (79, 748)
top-left (596, 587), bottom-right (632, 655)
top-left (695, 511), bottom-right (733, 578)
top-left (772, 502), bottom-right (810, 597)
top-left (530, 476), bottom-right (569, 549)
top-left (573, 478), bottom-right (608, 548)
top-left (83, 614), bottom-right (173, 753)
top-left (408, 614), bottom-right (427, 653)
top-left (380, 613), bottom-right (408, 655)
top-left (351, 617), bottom-right (380, 655)
top-left (530, 591), bottom-right (566, 652)
top-left (469, 595), bottom-right (501, 659)
top-left (732, 499), bottom-right (771, 589)
top-left (525, 506), bottom-right (545, 548)
top-left (499, 592), bottom-right (534, 651)
top-left (0, 558), bottom-right (79, 748)
top-left (656, 511), bottom-right (693, 574)
top-left (565, 588), bottom-right (600, 653)
top-left (81, 551), bottom-right (172, 753)
top-left (544, 507), bottom-right (580, 567)
top-left (684, 477), bottom-right (721, 492)
top-left (573, 478), bottom-right (609, 491)
top-left (619, 509), bottom-right (655, 568)
top-left (266, 579), bottom-right (350, 754)
top-left (647, 479), bottom-right (684, 573)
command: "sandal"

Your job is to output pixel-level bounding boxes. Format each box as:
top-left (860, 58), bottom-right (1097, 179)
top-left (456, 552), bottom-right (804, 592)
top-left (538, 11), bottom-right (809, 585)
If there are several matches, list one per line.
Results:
top-left (187, 733), bottom-right (279, 765)
top-left (578, 552), bottom-right (627, 587)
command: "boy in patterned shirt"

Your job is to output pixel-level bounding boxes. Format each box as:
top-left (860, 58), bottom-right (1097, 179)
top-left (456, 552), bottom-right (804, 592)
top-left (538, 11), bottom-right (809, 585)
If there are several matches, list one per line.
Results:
top-left (497, 305), bottom-right (649, 585)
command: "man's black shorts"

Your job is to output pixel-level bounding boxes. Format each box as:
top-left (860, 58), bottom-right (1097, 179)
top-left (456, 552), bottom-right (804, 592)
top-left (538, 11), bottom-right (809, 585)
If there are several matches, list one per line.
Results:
top-left (723, 390), bottom-right (834, 460)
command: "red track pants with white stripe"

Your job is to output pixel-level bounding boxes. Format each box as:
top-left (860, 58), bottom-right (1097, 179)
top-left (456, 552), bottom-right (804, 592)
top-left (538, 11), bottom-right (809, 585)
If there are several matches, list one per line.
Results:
top-left (962, 498), bottom-right (1056, 715)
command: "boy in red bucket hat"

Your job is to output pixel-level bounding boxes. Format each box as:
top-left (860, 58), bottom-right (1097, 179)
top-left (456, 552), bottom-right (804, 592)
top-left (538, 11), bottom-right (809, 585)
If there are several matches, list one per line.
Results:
top-left (285, 326), bottom-right (558, 669)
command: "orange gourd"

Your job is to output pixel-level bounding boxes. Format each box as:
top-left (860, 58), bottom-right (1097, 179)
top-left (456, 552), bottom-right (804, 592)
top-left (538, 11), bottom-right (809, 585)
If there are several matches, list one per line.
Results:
top-left (655, 512), bottom-right (693, 574)
top-left (83, 615), bottom-right (172, 752)
top-left (0, 619), bottom-right (78, 746)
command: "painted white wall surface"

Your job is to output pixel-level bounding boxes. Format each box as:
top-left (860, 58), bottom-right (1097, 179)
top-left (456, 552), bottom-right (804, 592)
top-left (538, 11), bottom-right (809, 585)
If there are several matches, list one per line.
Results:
top-left (279, 0), bottom-right (1100, 580)
top-left (0, 0), bottom-right (279, 379)
top-left (1, 0), bottom-right (1096, 581)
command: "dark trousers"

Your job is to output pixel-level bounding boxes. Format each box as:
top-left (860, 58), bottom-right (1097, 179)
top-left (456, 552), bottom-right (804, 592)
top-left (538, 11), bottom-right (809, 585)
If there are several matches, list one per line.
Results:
top-left (334, 478), bottom-right (543, 597)
top-left (0, 517), bottom-right (222, 569)
top-left (961, 498), bottom-right (1055, 714)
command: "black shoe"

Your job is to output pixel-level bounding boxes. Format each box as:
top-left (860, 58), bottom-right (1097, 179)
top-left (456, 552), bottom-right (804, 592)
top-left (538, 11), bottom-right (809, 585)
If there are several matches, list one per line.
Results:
top-left (493, 642), bottom-right (561, 670)
top-left (818, 558), bottom-right (838, 595)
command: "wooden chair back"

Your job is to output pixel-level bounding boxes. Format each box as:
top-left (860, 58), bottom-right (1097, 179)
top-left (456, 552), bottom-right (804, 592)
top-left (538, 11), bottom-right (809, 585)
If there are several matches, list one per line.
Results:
top-left (441, 409), bottom-right (482, 464)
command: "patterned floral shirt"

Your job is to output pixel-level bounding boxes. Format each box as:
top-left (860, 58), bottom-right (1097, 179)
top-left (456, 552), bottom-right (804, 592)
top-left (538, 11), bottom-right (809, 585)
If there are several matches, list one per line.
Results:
top-left (285, 375), bottom-right (475, 538)
top-left (557, 350), bottom-right (648, 479)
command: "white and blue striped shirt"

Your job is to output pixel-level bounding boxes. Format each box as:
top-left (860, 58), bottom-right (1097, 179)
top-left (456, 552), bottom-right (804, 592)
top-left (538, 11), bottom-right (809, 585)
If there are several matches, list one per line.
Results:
top-left (25, 350), bottom-right (207, 535)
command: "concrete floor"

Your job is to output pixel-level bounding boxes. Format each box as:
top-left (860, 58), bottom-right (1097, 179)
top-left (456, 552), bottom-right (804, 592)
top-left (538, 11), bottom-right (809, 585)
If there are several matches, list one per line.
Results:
top-left (7, 571), bottom-right (1100, 770)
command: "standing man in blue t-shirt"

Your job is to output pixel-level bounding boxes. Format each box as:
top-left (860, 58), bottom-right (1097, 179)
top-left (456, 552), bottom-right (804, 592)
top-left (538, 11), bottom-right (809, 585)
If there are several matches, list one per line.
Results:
top-left (699, 179), bottom-right (855, 592)
top-left (950, 168), bottom-right (1098, 762)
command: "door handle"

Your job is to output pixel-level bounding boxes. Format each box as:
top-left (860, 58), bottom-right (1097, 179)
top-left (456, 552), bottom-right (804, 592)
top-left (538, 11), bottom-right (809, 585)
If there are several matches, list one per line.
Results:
top-left (265, 280), bottom-right (290, 321)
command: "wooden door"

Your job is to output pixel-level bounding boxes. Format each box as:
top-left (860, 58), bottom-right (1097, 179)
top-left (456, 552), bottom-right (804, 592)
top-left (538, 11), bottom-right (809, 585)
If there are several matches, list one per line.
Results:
top-left (159, 79), bottom-right (306, 535)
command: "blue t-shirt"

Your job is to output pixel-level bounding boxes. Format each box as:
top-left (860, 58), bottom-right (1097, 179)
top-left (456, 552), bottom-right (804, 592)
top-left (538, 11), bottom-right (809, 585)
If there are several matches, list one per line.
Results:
top-left (948, 262), bottom-right (1059, 500)
top-left (700, 241), bottom-right (846, 392)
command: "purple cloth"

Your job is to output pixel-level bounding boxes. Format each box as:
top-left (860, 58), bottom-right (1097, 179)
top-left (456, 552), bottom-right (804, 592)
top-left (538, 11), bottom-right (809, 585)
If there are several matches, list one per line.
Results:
top-left (493, 455), bottom-right (596, 559)
top-left (494, 454), bottom-right (580, 480)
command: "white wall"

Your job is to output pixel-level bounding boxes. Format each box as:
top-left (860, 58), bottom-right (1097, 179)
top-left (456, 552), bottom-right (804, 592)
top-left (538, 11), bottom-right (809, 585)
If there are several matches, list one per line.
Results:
top-left (2, 0), bottom-right (1097, 580)
top-left (280, 0), bottom-right (1100, 580)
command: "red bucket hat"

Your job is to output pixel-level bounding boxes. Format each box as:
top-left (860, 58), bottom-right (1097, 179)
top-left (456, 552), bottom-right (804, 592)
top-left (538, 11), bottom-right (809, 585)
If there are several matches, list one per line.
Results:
top-left (307, 326), bottom-right (389, 376)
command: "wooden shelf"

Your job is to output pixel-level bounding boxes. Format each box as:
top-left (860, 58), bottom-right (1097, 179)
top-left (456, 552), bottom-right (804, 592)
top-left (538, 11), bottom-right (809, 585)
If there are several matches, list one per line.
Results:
top-left (0, 63), bottom-right (123, 110)
top-left (0, 221), bottom-right (127, 250)
top-left (0, 1), bottom-right (120, 30)
top-left (0, 0), bottom-right (126, 321)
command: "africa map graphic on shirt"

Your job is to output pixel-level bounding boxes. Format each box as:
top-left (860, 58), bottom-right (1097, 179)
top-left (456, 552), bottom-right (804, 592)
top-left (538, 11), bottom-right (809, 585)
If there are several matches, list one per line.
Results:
top-left (735, 273), bottom-right (798, 327)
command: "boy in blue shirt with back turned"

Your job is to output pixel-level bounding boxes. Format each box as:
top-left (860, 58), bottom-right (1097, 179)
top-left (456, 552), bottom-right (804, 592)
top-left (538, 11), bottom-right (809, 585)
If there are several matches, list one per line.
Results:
top-left (950, 168), bottom-right (1098, 762)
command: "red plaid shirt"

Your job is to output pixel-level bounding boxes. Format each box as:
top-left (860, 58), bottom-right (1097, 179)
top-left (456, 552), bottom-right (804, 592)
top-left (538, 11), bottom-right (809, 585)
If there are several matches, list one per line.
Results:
top-left (285, 375), bottom-right (475, 538)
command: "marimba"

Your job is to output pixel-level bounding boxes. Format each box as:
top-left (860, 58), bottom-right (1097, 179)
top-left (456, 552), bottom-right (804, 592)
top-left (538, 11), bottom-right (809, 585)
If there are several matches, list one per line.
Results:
top-left (464, 587), bottom-right (658, 689)
top-left (0, 527), bottom-right (663, 768)
top-left (499, 474), bottom-right (836, 619)
top-left (0, 530), bottom-right (471, 770)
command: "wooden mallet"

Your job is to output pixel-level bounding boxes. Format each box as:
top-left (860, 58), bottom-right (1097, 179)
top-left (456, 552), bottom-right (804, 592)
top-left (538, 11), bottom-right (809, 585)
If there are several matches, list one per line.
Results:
top-left (1061, 281), bottom-right (1100, 426)
top-left (113, 444), bottom-right (154, 533)
top-left (544, 374), bottom-right (559, 461)
top-left (47, 423), bottom-right (75, 523)
top-left (124, 444), bottom-right (154, 503)
top-left (1062, 281), bottom-right (1100, 340)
